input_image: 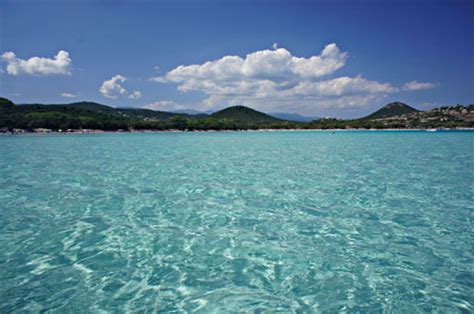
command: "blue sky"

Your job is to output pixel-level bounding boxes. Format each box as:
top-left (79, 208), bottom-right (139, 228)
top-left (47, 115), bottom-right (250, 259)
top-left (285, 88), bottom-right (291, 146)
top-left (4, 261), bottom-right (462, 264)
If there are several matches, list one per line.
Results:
top-left (0, 0), bottom-right (472, 118)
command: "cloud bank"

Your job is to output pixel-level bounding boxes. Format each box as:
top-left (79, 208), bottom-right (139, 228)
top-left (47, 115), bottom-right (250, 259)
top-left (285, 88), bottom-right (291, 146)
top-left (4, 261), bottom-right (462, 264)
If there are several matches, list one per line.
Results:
top-left (99, 75), bottom-right (142, 99)
top-left (1, 50), bottom-right (72, 76)
top-left (150, 43), bottom-right (410, 114)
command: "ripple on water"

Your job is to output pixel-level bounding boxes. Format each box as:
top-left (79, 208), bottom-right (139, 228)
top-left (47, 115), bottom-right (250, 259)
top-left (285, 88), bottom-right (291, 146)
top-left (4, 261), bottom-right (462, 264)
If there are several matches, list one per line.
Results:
top-left (0, 131), bottom-right (473, 312)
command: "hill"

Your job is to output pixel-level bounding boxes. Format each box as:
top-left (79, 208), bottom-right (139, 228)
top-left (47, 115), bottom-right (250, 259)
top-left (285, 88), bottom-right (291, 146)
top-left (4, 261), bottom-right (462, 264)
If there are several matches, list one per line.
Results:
top-left (67, 101), bottom-right (116, 113)
top-left (64, 102), bottom-right (183, 120)
top-left (15, 101), bottom-right (184, 120)
top-left (211, 106), bottom-right (282, 124)
top-left (0, 97), bottom-right (15, 109)
top-left (171, 109), bottom-right (212, 116)
top-left (270, 112), bottom-right (319, 122)
top-left (114, 107), bottom-right (182, 120)
top-left (364, 102), bottom-right (419, 119)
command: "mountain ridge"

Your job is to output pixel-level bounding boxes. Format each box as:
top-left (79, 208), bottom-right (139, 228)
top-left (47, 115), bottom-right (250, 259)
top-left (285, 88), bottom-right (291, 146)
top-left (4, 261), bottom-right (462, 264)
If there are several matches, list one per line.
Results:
top-left (1, 98), bottom-right (473, 131)
top-left (16, 101), bottom-right (186, 120)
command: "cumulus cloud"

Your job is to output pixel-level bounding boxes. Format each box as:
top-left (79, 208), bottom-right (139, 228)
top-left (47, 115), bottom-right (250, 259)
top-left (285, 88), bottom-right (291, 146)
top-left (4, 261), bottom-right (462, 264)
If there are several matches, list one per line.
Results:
top-left (152, 43), bottom-right (348, 88)
top-left (1, 50), bottom-right (72, 76)
top-left (143, 100), bottom-right (187, 111)
top-left (403, 80), bottom-right (437, 91)
top-left (99, 75), bottom-right (142, 99)
top-left (61, 93), bottom-right (76, 98)
top-left (100, 75), bottom-right (127, 98)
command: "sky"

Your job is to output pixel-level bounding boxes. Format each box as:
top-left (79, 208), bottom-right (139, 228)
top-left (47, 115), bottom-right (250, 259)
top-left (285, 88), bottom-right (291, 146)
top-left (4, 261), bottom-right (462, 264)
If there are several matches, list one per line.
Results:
top-left (0, 0), bottom-right (473, 118)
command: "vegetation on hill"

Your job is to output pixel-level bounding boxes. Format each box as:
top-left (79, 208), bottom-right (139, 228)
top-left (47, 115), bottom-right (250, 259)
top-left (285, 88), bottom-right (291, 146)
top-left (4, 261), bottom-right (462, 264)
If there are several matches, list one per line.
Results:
top-left (0, 97), bottom-right (472, 132)
top-left (0, 100), bottom-right (297, 131)
top-left (364, 102), bottom-right (418, 119)
top-left (31, 101), bottom-right (184, 120)
top-left (211, 106), bottom-right (281, 123)
top-left (0, 101), bottom-right (128, 130)
top-left (0, 97), bottom-right (15, 109)
top-left (202, 106), bottom-right (290, 129)
top-left (270, 112), bottom-right (319, 122)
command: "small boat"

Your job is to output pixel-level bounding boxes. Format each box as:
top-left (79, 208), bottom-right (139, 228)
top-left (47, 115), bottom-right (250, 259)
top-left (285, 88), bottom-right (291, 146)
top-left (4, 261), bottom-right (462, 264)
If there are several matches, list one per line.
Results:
top-left (426, 128), bottom-right (438, 132)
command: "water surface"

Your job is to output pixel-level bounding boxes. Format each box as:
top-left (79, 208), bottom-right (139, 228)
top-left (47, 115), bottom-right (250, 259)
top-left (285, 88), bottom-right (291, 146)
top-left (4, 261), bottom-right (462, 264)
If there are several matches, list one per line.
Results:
top-left (0, 131), bottom-right (473, 312)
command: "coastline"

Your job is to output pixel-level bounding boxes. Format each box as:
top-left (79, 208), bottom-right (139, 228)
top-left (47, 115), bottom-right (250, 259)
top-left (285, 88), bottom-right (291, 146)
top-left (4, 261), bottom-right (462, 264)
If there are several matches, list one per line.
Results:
top-left (2, 127), bottom-right (474, 136)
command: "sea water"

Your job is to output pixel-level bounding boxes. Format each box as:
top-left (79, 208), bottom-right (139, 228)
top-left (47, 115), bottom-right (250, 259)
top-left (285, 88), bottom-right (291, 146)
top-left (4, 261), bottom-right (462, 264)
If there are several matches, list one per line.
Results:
top-left (0, 131), bottom-right (472, 312)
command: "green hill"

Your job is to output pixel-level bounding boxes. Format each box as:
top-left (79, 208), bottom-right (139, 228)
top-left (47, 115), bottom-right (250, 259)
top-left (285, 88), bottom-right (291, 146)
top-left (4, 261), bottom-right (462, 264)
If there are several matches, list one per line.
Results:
top-left (364, 102), bottom-right (419, 119)
top-left (0, 97), bottom-right (15, 109)
top-left (16, 101), bottom-right (183, 120)
top-left (211, 106), bottom-right (283, 123)
top-left (67, 102), bottom-right (183, 120)
top-left (67, 101), bottom-right (115, 113)
top-left (64, 101), bottom-right (182, 120)
top-left (115, 107), bottom-right (181, 120)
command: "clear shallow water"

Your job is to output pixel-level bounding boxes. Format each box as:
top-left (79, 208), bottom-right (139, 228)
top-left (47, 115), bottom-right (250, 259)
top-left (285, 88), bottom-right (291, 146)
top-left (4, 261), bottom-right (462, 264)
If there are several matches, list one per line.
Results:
top-left (0, 131), bottom-right (473, 313)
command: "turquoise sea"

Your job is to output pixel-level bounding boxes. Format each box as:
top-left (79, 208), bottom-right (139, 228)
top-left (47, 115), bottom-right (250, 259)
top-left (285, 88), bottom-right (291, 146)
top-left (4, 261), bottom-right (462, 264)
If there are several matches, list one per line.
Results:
top-left (0, 131), bottom-right (473, 312)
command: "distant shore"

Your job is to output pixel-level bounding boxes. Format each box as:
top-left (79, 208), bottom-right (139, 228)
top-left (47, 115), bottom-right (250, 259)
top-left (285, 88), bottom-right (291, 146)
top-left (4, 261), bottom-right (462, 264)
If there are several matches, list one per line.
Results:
top-left (2, 127), bottom-right (474, 136)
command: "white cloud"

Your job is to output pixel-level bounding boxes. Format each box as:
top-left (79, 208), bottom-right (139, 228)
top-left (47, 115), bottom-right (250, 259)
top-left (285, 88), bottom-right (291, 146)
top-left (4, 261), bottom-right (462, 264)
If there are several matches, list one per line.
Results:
top-left (287, 75), bottom-right (398, 97)
top-left (1, 50), bottom-right (72, 76)
top-left (129, 90), bottom-right (142, 99)
top-left (151, 43), bottom-right (347, 86)
top-left (99, 75), bottom-right (142, 99)
top-left (100, 75), bottom-right (127, 98)
top-left (143, 100), bottom-right (187, 111)
top-left (403, 80), bottom-right (437, 91)
top-left (61, 92), bottom-right (76, 98)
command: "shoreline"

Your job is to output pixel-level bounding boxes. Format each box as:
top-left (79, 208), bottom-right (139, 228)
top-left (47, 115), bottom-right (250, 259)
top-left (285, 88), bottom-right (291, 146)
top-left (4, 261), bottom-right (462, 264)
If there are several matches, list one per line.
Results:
top-left (1, 127), bottom-right (474, 136)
